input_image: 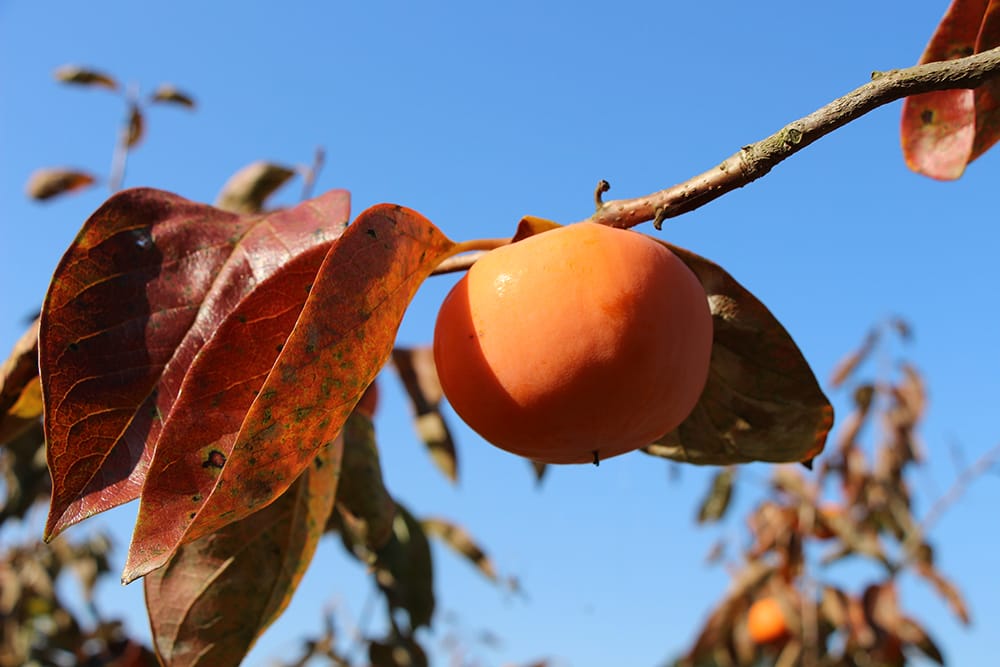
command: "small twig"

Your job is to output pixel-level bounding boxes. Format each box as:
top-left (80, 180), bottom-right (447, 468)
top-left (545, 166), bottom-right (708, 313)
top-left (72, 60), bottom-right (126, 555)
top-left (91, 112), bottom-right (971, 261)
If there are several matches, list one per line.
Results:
top-left (301, 146), bottom-right (326, 202)
top-left (593, 179), bottom-right (610, 210)
top-left (922, 441), bottom-right (1000, 531)
top-left (432, 251), bottom-right (489, 275)
top-left (109, 84), bottom-right (139, 192)
top-left (579, 45), bottom-right (1000, 230)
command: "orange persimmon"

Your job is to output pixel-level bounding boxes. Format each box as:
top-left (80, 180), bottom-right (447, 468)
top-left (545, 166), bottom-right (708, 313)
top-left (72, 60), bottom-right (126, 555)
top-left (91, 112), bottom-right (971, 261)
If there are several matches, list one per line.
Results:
top-left (747, 597), bottom-right (790, 645)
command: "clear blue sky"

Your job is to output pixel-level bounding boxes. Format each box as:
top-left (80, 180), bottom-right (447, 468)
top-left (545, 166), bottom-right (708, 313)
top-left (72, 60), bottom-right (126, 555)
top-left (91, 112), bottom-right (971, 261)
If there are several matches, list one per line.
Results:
top-left (2, 2), bottom-right (999, 666)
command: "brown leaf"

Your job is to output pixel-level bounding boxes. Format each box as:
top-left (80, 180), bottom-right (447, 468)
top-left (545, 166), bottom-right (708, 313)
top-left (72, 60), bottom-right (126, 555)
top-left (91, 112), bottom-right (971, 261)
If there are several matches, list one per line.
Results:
top-left (391, 347), bottom-right (458, 482)
top-left (215, 161), bottom-right (297, 213)
top-left (0, 319), bottom-right (40, 445)
top-left (901, 0), bottom-right (995, 179)
top-left (54, 65), bottom-right (118, 90)
top-left (25, 168), bottom-right (97, 200)
top-left (914, 561), bottom-right (971, 625)
top-left (368, 634), bottom-right (428, 667)
top-left (336, 412), bottom-right (396, 551)
top-left (422, 516), bottom-right (498, 582)
top-left (126, 103), bottom-right (144, 148)
top-left (829, 328), bottom-right (878, 388)
top-left (696, 467), bottom-right (736, 524)
top-left (150, 84), bottom-right (196, 109)
top-left (123, 204), bottom-right (454, 581)
top-left (898, 616), bottom-right (945, 664)
top-left (40, 188), bottom-right (350, 541)
top-left (145, 441), bottom-right (340, 667)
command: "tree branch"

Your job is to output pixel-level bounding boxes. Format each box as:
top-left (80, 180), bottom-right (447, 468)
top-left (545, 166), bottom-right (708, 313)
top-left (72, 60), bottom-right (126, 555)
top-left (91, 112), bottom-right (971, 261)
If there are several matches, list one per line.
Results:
top-left (580, 45), bottom-right (1000, 230)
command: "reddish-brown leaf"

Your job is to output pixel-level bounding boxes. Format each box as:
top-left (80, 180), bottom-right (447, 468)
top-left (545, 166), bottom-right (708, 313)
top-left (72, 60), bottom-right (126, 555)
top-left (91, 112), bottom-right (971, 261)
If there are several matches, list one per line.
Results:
top-left (40, 188), bottom-right (350, 539)
top-left (647, 243), bottom-right (832, 465)
top-left (971, 1), bottom-right (1000, 159)
top-left (901, 0), bottom-right (993, 179)
top-left (336, 412), bottom-right (396, 551)
top-left (26, 168), bottom-right (97, 200)
top-left (144, 440), bottom-right (340, 667)
top-left (123, 204), bottom-right (455, 581)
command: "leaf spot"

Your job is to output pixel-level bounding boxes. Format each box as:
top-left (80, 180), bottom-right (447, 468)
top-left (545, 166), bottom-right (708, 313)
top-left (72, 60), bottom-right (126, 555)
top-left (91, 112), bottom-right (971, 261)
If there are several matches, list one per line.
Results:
top-left (202, 450), bottom-right (226, 469)
top-left (921, 109), bottom-right (934, 125)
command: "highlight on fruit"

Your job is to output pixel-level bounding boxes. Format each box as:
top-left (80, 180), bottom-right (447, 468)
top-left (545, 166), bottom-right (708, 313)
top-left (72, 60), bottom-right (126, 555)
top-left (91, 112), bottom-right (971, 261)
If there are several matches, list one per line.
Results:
top-left (432, 221), bottom-right (713, 465)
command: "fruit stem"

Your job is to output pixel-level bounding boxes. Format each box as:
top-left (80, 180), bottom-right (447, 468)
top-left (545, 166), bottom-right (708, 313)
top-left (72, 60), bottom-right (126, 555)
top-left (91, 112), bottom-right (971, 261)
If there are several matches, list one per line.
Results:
top-left (431, 238), bottom-right (510, 276)
top-left (594, 179), bottom-right (611, 210)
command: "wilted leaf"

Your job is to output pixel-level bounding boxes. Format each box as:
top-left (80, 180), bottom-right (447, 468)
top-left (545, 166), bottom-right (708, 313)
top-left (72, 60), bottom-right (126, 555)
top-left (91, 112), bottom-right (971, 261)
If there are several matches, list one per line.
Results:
top-left (124, 204), bottom-right (454, 581)
top-left (54, 65), bottom-right (118, 90)
top-left (901, 0), bottom-right (999, 179)
top-left (645, 243), bottom-right (832, 465)
top-left (26, 168), bottom-right (97, 200)
top-left (215, 161), bottom-right (297, 213)
top-left (898, 617), bottom-right (945, 664)
top-left (0, 421), bottom-right (49, 525)
top-left (829, 328), bottom-right (878, 388)
top-left (914, 561), bottom-right (971, 624)
top-left (696, 467), bottom-right (736, 524)
top-left (126, 103), bottom-right (144, 148)
top-left (336, 412), bottom-right (396, 551)
top-left (40, 188), bottom-right (350, 540)
top-left (391, 347), bottom-right (458, 482)
top-left (374, 503), bottom-right (435, 631)
top-left (145, 441), bottom-right (340, 667)
top-left (150, 84), bottom-right (196, 109)
top-left (422, 516), bottom-right (498, 582)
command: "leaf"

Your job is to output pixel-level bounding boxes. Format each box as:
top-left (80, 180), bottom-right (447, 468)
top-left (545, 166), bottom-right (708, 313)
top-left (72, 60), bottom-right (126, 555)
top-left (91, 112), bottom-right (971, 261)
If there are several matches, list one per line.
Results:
top-left (54, 65), bottom-right (118, 90)
top-left (215, 161), bottom-right (297, 213)
top-left (150, 84), bottom-right (196, 109)
top-left (914, 560), bottom-right (971, 624)
top-left (901, 0), bottom-right (998, 179)
top-left (898, 617), bottom-right (945, 664)
top-left (0, 421), bottom-right (49, 525)
top-left (126, 103), bottom-right (144, 148)
top-left (829, 328), bottom-right (879, 388)
top-left (530, 460), bottom-right (547, 485)
top-left (368, 635), bottom-right (428, 667)
top-left (391, 347), bottom-right (458, 482)
top-left (336, 412), bottom-right (397, 551)
top-left (123, 204), bottom-right (455, 581)
top-left (144, 441), bottom-right (340, 667)
top-left (40, 187), bottom-right (350, 539)
top-left (645, 243), bottom-right (832, 465)
top-left (0, 319), bottom-right (40, 445)
top-left (696, 467), bottom-right (736, 524)
top-left (422, 516), bottom-right (498, 582)
top-left (25, 168), bottom-right (97, 200)
top-left (374, 503), bottom-right (435, 631)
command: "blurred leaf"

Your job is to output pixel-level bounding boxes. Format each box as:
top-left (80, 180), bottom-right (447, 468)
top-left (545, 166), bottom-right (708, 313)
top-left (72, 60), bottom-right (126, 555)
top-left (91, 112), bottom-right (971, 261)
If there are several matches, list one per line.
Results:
top-left (150, 84), bottom-right (196, 109)
top-left (0, 421), bottom-right (49, 525)
top-left (391, 347), bottom-right (458, 482)
top-left (54, 65), bottom-right (118, 90)
top-left (374, 503), bottom-right (435, 631)
top-left (368, 634), bottom-right (428, 667)
top-left (124, 204), bottom-right (454, 582)
top-left (215, 161), bottom-right (297, 213)
top-left (898, 617), bottom-right (945, 664)
top-left (645, 243), bottom-right (832, 465)
top-left (25, 168), bottom-right (97, 200)
top-left (829, 328), bottom-right (878, 388)
top-left (40, 188), bottom-right (350, 541)
top-left (0, 318), bottom-right (40, 445)
top-left (145, 441), bottom-right (340, 667)
top-left (820, 585), bottom-right (849, 628)
top-left (422, 516), bottom-right (498, 582)
top-left (336, 412), bottom-right (396, 551)
top-left (914, 561), bottom-right (971, 625)
top-left (126, 103), bottom-right (145, 148)
top-left (696, 467), bottom-right (736, 524)
top-left (901, 0), bottom-right (1000, 179)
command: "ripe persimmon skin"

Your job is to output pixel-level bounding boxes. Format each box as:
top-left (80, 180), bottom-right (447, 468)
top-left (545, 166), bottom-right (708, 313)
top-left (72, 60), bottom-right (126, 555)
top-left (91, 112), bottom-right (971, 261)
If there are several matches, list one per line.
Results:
top-left (432, 222), bottom-right (713, 464)
top-left (747, 597), bottom-right (790, 645)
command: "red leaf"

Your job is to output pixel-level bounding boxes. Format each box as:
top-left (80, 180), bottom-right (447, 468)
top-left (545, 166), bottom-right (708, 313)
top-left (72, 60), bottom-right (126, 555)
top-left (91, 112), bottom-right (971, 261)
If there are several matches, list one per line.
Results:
top-left (145, 440), bottom-right (340, 667)
top-left (901, 0), bottom-right (993, 179)
top-left (123, 204), bottom-right (455, 581)
top-left (40, 188), bottom-right (350, 539)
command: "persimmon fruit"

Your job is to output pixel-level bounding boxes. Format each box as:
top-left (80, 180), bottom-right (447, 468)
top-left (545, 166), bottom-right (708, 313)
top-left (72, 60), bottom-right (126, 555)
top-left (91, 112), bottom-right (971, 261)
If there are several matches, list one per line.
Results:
top-left (432, 222), bottom-right (713, 464)
top-left (747, 597), bottom-right (790, 645)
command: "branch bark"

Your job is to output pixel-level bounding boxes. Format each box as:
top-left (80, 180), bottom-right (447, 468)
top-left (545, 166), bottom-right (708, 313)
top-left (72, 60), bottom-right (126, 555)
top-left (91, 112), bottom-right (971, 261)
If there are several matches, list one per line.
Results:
top-left (580, 45), bottom-right (1000, 230)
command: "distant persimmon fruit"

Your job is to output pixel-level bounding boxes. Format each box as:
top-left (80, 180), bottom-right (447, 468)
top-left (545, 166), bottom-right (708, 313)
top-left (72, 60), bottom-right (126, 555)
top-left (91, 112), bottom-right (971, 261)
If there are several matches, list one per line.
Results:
top-left (432, 222), bottom-right (713, 464)
top-left (747, 597), bottom-right (790, 645)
